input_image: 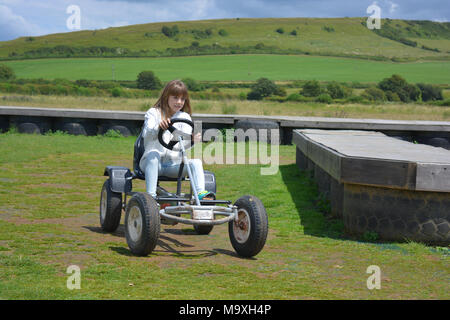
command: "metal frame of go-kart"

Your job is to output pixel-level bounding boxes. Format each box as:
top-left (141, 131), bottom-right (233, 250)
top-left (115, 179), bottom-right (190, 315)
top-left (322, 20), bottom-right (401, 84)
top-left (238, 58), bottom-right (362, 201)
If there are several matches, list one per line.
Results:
top-left (101, 118), bottom-right (268, 257)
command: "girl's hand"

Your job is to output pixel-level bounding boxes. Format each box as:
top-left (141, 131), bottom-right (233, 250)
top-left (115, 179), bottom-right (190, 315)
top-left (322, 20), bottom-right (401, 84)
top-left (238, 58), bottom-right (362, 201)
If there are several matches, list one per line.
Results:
top-left (159, 119), bottom-right (171, 130)
top-left (193, 132), bottom-right (202, 142)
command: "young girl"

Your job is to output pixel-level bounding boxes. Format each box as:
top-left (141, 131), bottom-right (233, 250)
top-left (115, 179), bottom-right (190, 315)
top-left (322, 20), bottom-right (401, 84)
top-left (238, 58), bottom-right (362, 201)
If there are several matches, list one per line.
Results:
top-left (139, 79), bottom-right (215, 200)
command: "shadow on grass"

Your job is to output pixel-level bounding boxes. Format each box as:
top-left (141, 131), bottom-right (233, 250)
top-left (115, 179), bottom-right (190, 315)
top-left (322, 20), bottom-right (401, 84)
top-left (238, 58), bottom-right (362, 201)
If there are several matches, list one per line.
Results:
top-left (212, 248), bottom-right (257, 260)
top-left (279, 164), bottom-right (345, 240)
top-left (110, 245), bottom-right (257, 260)
top-left (83, 225), bottom-right (125, 238)
top-left (85, 222), bottom-right (257, 259)
top-left (110, 245), bottom-right (218, 259)
top-left (106, 230), bottom-right (229, 259)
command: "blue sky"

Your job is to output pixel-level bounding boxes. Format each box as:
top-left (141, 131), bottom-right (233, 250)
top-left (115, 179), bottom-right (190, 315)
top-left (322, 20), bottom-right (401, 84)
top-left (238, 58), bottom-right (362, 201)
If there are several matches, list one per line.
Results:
top-left (0, 0), bottom-right (449, 41)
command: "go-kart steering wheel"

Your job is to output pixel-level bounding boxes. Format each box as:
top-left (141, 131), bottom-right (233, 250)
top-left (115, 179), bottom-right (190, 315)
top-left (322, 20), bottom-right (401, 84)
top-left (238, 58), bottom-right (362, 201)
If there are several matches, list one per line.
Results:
top-left (158, 118), bottom-right (195, 151)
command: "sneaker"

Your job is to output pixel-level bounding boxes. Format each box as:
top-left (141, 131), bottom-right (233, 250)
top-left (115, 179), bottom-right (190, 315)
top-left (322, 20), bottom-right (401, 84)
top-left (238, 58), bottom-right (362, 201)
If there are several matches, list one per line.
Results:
top-left (197, 190), bottom-right (216, 200)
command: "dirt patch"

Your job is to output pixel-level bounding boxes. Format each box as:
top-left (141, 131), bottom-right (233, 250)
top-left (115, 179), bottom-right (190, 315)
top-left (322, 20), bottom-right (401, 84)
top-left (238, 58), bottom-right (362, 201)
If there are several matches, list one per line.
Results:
top-left (43, 251), bottom-right (93, 271)
top-left (2, 207), bottom-right (276, 272)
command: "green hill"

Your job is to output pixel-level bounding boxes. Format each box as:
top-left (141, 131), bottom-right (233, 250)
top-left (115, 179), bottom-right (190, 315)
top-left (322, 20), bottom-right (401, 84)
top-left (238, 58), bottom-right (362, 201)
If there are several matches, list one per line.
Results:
top-left (0, 17), bottom-right (449, 61)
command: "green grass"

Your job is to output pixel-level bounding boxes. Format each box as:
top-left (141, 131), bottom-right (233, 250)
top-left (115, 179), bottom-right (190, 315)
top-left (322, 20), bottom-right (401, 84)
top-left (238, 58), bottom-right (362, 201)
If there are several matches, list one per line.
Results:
top-left (2, 55), bottom-right (450, 84)
top-left (1, 93), bottom-right (449, 121)
top-left (1, 17), bottom-right (449, 61)
top-left (0, 132), bottom-right (448, 299)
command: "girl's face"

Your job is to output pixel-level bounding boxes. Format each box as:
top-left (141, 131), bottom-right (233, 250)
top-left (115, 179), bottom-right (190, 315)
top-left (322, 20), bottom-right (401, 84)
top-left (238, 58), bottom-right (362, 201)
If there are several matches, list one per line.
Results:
top-left (167, 95), bottom-right (185, 115)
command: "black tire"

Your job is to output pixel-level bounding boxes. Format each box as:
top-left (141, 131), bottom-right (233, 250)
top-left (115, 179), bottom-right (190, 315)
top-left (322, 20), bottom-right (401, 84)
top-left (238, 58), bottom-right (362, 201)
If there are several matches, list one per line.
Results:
top-left (426, 137), bottom-right (450, 150)
top-left (99, 179), bottom-right (122, 232)
top-left (17, 122), bottom-right (41, 134)
top-left (229, 195), bottom-right (268, 258)
top-left (235, 119), bottom-right (282, 144)
top-left (125, 192), bottom-right (160, 256)
top-left (10, 116), bottom-right (51, 135)
top-left (194, 224), bottom-right (213, 235)
top-left (100, 120), bottom-right (139, 137)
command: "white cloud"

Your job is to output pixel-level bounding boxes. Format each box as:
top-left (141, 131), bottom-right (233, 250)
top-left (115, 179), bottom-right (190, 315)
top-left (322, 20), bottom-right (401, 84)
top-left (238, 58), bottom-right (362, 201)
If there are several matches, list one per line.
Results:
top-left (186, 0), bottom-right (215, 20)
top-left (387, 1), bottom-right (399, 14)
top-left (0, 0), bottom-right (448, 41)
top-left (0, 4), bottom-right (42, 40)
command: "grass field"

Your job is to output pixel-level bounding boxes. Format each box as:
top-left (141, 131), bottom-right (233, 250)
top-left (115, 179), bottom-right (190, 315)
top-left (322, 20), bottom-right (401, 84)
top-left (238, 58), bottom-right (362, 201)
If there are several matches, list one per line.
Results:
top-left (2, 93), bottom-right (450, 121)
top-left (0, 132), bottom-right (448, 299)
top-left (2, 55), bottom-right (450, 84)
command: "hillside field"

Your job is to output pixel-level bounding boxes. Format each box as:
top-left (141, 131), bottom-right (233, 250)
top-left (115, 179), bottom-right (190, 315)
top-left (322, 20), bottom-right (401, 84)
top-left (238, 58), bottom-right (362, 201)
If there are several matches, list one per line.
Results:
top-left (2, 55), bottom-right (450, 84)
top-left (0, 18), bottom-right (449, 61)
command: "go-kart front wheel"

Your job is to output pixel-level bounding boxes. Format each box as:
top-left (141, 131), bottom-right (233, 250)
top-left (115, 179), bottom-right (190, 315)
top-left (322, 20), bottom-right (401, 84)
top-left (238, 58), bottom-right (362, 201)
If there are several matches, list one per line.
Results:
top-left (125, 192), bottom-right (160, 256)
top-left (229, 195), bottom-right (268, 258)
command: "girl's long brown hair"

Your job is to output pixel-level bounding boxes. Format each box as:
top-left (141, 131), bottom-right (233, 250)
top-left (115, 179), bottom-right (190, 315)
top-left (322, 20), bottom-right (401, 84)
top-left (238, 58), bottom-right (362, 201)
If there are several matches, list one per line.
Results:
top-left (153, 80), bottom-right (192, 120)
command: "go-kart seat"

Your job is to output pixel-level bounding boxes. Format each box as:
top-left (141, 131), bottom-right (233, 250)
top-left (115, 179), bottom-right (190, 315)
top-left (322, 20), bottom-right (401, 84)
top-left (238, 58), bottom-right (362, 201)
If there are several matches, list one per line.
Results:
top-left (133, 126), bottom-right (187, 182)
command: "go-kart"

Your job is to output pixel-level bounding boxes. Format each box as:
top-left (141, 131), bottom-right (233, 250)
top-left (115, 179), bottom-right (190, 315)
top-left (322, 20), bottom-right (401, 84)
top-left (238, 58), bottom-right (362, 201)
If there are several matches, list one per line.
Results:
top-left (99, 118), bottom-right (268, 257)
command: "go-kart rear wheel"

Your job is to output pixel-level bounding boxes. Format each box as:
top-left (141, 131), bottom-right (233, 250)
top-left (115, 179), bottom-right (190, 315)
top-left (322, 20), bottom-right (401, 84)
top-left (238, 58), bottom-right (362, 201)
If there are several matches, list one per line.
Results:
top-left (99, 179), bottom-right (122, 232)
top-left (125, 192), bottom-right (160, 256)
top-left (229, 195), bottom-right (268, 258)
top-left (194, 224), bottom-right (213, 235)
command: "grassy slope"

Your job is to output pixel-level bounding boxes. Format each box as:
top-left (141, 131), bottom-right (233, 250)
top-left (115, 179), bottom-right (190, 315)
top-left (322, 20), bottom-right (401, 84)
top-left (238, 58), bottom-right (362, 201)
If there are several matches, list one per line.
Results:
top-left (0, 18), bottom-right (449, 60)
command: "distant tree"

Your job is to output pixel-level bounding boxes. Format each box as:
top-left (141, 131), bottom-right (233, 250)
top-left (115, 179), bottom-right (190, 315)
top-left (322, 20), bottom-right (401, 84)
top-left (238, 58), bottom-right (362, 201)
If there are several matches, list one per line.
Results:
top-left (254, 43), bottom-right (265, 50)
top-left (385, 91), bottom-right (401, 102)
top-left (0, 64), bottom-right (15, 81)
top-left (247, 78), bottom-right (278, 100)
top-left (247, 90), bottom-right (263, 101)
top-left (161, 26), bottom-right (171, 37)
top-left (274, 87), bottom-right (287, 97)
top-left (403, 83), bottom-right (421, 102)
top-left (111, 87), bottom-right (122, 97)
top-left (276, 28), bottom-right (284, 34)
top-left (161, 25), bottom-right (179, 38)
top-left (182, 77), bottom-right (204, 91)
top-left (326, 82), bottom-right (352, 99)
top-left (378, 74), bottom-right (408, 94)
top-left (137, 71), bottom-right (162, 90)
top-left (290, 30), bottom-right (297, 36)
top-left (378, 74), bottom-right (421, 102)
top-left (218, 29), bottom-right (228, 36)
top-left (417, 83), bottom-right (443, 101)
top-left (316, 93), bottom-right (333, 104)
top-left (302, 80), bottom-right (321, 97)
top-left (362, 87), bottom-right (386, 101)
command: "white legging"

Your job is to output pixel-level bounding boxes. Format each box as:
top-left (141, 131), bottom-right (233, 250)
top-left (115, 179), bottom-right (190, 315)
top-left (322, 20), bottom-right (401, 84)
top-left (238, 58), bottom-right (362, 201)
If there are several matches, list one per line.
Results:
top-left (142, 151), bottom-right (205, 197)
